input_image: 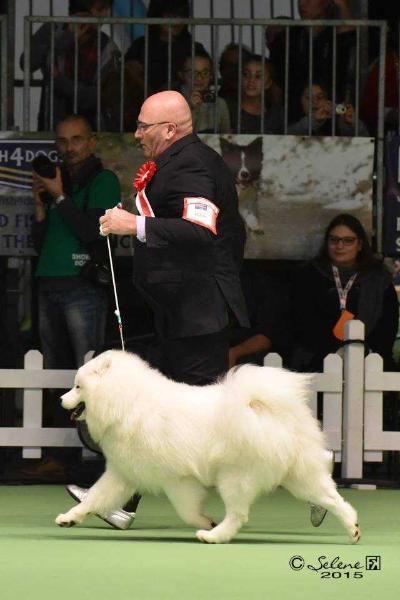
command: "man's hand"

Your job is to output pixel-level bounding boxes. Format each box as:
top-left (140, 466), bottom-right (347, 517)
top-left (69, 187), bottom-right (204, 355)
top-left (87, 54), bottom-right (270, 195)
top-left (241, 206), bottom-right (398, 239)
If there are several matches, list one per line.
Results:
top-left (35, 166), bottom-right (64, 199)
top-left (99, 206), bottom-right (137, 236)
top-left (32, 173), bottom-right (47, 221)
top-left (341, 103), bottom-right (355, 126)
top-left (190, 91), bottom-right (203, 108)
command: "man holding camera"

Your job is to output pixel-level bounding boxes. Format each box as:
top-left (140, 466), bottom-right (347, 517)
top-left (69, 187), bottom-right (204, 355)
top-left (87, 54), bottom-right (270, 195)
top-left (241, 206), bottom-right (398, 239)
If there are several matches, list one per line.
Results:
top-left (178, 50), bottom-right (231, 133)
top-left (32, 114), bottom-right (120, 373)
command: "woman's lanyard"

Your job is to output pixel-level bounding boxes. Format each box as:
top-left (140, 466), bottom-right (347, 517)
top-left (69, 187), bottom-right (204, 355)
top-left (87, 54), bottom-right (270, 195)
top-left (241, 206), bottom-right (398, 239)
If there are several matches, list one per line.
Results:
top-left (332, 265), bottom-right (357, 311)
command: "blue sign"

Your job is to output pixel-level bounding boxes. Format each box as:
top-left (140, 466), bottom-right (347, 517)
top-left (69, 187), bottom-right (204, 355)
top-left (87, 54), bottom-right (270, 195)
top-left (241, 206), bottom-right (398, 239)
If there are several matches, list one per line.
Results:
top-left (0, 140), bottom-right (57, 190)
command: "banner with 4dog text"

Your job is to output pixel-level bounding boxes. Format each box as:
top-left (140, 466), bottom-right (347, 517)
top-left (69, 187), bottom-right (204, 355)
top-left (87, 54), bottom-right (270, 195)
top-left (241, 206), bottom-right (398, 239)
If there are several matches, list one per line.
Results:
top-left (0, 133), bottom-right (374, 258)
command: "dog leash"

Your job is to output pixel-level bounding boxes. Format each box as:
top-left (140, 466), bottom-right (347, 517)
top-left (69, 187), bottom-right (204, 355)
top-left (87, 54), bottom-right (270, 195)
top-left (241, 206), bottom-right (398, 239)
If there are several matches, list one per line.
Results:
top-left (105, 234), bottom-right (126, 352)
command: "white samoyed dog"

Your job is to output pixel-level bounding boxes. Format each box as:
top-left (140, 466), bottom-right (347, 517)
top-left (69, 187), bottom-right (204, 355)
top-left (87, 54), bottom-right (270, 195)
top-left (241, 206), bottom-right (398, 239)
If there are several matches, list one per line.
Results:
top-left (56, 350), bottom-right (361, 544)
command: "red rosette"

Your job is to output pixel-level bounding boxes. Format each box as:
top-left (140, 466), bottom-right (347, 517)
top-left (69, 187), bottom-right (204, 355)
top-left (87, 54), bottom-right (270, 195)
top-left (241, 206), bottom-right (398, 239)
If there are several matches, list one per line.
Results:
top-left (133, 161), bottom-right (157, 192)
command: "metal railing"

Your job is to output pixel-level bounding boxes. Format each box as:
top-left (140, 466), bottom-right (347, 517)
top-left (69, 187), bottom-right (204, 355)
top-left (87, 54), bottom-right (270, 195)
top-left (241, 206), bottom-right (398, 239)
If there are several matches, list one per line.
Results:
top-left (0, 14), bottom-right (8, 131)
top-left (21, 17), bottom-right (386, 131)
top-left (20, 16), bottom-right (387, 248)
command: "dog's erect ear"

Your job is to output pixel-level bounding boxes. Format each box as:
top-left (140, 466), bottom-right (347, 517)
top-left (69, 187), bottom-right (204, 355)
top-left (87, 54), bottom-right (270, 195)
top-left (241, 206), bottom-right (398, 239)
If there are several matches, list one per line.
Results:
top-left (220, 137), bottom-right (235, 154)
top-left (248, 137), bottom-right (263, 152)
top-left (92, 352), bottom-right (113, 376)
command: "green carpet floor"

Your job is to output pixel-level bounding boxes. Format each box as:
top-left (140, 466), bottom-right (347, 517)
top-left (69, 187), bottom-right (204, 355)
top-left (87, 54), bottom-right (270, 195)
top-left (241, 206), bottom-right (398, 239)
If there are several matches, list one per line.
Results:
top-left (0, 486), bottom-right (399, 600)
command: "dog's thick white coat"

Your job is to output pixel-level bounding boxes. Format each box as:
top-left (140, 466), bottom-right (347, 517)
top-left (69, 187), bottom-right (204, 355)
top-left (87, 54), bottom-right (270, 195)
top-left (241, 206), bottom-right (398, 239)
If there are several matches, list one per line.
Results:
top-left (57, 350), bottom-right (360, 543)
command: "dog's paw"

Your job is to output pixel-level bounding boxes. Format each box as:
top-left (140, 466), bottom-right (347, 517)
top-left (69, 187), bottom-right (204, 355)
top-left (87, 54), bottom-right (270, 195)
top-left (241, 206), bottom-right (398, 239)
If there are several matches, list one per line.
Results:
top-left (350, 523), bottom-right (361, 544)
top-left (55, 513), bottom-right (77, 527)
top-left (196, 528), bottom-right (230, 544)
top-left (196, 529), bottom-right (217, 544)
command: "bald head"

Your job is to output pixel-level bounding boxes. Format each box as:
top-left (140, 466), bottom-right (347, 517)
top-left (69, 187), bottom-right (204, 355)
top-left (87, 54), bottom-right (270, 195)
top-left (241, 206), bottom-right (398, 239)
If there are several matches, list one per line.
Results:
top-left (143, 91), bottom-right (193, 136)
top-left (135, 91), bottom-right (193, 159)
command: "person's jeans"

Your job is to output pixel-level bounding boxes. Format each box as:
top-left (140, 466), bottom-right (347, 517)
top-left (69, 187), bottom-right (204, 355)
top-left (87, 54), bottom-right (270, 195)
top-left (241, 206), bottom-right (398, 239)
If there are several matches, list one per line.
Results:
top-left (38, 283), bottom-right (108, 370)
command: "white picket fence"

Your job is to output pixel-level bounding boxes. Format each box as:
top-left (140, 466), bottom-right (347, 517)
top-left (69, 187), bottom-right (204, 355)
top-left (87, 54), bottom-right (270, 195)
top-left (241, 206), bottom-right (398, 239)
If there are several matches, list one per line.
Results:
top-left (0, 320), bottom-right (399, 479)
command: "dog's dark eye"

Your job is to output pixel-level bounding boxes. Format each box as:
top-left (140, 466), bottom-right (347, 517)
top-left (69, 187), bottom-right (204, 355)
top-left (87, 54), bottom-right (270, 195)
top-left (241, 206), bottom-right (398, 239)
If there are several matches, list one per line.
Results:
top-left (75, 384), bottom-right (80, 390)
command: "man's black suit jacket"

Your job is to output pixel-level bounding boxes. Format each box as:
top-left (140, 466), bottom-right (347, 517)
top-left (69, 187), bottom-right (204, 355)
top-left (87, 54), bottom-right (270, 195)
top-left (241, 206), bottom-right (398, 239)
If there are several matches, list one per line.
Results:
top-left (133, 133), bottom-right (249, 339)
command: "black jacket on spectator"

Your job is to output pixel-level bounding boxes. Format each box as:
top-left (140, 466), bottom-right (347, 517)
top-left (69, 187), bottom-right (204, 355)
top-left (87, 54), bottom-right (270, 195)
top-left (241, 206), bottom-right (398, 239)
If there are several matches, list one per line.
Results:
top-left (227, 101), bottom-right (284, 134)
top-left (290, 258), bottom-right (399, 371)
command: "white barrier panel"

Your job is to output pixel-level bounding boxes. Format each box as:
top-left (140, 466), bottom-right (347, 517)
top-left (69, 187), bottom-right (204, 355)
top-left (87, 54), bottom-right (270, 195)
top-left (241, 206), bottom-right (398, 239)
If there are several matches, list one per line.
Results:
top-left (0, 349), bottom-right (80, 458)
top-left (1, 325), bottom-right (400, 478)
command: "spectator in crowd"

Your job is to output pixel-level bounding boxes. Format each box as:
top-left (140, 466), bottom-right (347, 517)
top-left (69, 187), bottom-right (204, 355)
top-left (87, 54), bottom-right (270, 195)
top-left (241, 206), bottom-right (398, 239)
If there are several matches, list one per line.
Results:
top-left (361, 26), bottom-right (399, 135)
top-left (229, 272), bottom-right (292, 368)
top-left (124, 0), bottom-right (206, 94)
top-left (177, 50), bottom-right (231, 133)
top-left (290, 213), bottom-right (399, 372)
top-left (32, 114), bottom-right (120, 370)
top-left (218, 43), bottom-right (252, 103)
top-left (268, 0), bottom-right (356, 122)
top-left (227, 54), bottom-right (283, 134)
top-left (288, 81), bottom-right (369, 136)
top-left (27, 113), bottom-right (120, 476)
top-left (20, 0), bottom-right (120, 131)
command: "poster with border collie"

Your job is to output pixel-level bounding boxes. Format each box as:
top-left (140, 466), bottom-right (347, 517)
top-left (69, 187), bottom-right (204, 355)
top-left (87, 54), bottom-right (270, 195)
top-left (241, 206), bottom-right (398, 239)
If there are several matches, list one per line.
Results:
top-left (220, 136), bottom-right (264, 235)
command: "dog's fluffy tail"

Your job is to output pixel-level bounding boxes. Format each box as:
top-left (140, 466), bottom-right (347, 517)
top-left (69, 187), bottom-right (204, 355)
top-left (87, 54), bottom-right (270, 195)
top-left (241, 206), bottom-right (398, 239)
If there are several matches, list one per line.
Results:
top-left (224, 364), bottom-right (314, 411)
top-left (217, 365), bottom-right (324, 463)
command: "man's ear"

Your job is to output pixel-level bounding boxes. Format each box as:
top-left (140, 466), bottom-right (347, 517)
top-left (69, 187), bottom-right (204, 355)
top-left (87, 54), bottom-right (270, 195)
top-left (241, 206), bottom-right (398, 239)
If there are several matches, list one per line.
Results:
top-left (166, 123), bottom-right (177, 139)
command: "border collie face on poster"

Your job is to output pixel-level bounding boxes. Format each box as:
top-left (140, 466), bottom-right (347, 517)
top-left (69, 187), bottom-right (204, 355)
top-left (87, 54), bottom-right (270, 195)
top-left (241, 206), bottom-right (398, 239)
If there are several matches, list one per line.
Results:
top-left (220, 137), bottom-right (264, 234)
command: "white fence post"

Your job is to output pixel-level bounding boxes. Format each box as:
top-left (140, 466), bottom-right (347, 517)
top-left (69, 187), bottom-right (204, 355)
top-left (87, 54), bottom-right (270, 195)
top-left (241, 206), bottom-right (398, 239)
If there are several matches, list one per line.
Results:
top-left (341, 320), bottom-right (365, 479)
top-left (22, 350), bottom-right (44, 459)
top-left (263, 353), bottom-right (283, 368)
top-left (364, 353), bottom-right (400, 453)
top-left (319, 353), bottom-right (343, 460)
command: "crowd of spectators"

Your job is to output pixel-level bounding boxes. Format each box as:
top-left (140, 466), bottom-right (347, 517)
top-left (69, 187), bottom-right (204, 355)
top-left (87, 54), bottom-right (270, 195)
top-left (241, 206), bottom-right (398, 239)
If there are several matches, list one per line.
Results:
top-left (18, 0), bottom-right (400, 136)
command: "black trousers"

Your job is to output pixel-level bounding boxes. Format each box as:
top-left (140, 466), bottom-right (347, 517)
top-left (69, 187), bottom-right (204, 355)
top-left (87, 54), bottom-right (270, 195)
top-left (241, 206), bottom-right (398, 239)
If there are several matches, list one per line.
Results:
top-left (149, 329), bottom-right (229, 385)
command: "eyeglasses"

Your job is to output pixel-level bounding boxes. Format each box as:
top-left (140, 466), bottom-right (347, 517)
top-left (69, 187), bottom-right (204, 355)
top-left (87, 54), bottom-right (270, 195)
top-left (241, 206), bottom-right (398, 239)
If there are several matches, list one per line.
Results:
top-left (135, 121), bottom-right (173, 132)
top-left (56, 135), bottom-right (93, 147)
top-left (184, 69), bottom-right (211, 79)
top-left (328, 235), bottom-right (358, 246)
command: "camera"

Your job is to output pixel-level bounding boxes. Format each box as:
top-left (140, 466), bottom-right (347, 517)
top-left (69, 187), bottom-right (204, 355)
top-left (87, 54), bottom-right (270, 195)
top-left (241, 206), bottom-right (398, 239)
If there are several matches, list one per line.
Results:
top-left (202, 89), bottom-right (216, 104)
top-left (335, 103), bottom-right (347, 116)
top-left (32, 154), bottom-right (57, 178)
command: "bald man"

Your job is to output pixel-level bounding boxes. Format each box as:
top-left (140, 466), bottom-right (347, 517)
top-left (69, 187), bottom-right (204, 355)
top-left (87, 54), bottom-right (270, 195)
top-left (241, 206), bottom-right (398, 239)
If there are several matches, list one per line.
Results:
top-left (100, 91), bottom-right (249, 384)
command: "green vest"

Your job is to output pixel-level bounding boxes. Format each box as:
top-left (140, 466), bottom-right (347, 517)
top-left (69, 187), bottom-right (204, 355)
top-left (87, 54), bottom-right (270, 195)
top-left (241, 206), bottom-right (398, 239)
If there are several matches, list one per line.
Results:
top-left (36, 169), bottom-right (120, 277)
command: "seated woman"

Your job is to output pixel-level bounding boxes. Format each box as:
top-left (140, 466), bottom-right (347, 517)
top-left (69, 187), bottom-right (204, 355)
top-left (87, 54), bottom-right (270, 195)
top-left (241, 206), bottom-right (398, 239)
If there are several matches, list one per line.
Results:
top-left (227, 54), bottom-right (283, 134)
top-left (290, 213), bottom-right (399, 372)
top-left (177, 50), bottom-right (231, 133)
top-left (288, 81), bottom-right (369, 136)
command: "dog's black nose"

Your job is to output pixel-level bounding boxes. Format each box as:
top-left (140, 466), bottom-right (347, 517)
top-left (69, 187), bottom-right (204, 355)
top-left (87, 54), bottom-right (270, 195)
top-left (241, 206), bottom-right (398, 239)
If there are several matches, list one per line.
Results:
top-left (239, 169), bottom-right (250, 180)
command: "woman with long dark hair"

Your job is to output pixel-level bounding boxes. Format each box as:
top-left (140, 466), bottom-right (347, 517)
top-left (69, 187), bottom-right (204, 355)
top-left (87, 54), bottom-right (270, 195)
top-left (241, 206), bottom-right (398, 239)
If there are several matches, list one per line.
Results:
top-left (290, 213), bottom-right (399, 371)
